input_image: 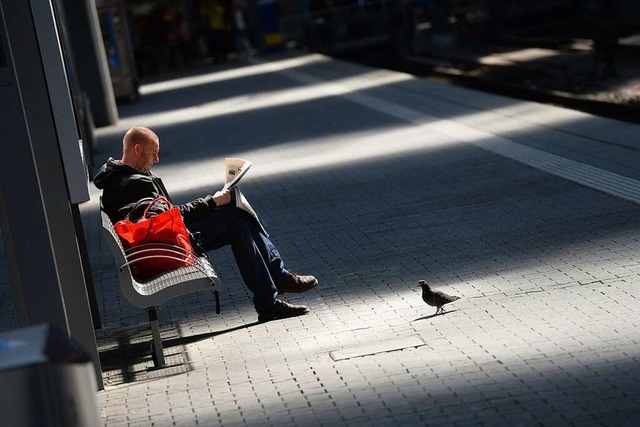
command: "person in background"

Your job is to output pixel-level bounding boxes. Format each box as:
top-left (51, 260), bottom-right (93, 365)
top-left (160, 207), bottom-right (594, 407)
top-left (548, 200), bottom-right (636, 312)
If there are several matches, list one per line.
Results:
top-left (233, 0), bottom-right (253, 59)
top-left (200, 0), bottom-right (232, 62)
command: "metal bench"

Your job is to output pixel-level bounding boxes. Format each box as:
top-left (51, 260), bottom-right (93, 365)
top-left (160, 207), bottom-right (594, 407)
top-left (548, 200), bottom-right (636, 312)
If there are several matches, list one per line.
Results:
top-left (100, 208), bottom-right (221, 367)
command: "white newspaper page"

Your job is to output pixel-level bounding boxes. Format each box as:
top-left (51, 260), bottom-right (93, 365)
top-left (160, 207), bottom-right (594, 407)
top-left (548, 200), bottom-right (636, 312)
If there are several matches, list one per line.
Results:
top-left (233, 187), bottom-right (268, 236)
top-left (222, 158), bottom-right (268, 236)
top-left (223, 157), bottom-right (252, 190)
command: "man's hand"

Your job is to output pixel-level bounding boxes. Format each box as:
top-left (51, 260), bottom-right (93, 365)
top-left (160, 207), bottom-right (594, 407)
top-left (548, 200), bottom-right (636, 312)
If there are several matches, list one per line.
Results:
top-left (213, 189), bottom-right (232, 206)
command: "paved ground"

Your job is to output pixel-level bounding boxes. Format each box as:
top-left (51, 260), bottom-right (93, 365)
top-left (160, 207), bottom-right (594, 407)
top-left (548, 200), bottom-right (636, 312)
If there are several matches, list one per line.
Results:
top-left (2, 52), bottom-right (640, 426)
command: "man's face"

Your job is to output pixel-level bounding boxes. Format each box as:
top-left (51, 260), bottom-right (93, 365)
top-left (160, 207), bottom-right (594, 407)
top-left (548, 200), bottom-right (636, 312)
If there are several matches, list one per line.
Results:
top-left (136, 139), bottom-right (159, 172)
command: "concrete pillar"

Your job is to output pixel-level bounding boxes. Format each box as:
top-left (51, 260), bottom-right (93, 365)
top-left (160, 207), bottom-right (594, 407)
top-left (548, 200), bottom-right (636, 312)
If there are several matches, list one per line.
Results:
top-left (59, 0), bottom-right (118, 127)
top-left (0, 0), bottom-right (103, 389)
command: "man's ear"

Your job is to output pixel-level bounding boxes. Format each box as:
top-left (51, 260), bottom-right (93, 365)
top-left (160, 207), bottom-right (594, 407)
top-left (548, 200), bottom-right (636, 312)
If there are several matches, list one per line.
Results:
top-left (133, 144), bottom-right (142, 155)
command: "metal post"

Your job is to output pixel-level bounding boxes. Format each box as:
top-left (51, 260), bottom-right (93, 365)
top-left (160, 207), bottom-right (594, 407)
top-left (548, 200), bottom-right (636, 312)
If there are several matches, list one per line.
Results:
top-left (147, 308), bottom-right (166, 367)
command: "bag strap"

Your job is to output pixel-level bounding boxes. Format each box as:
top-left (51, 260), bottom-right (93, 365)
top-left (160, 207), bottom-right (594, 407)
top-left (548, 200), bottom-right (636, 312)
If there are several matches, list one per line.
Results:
top-left (141, 196), bottom-right (173, 219)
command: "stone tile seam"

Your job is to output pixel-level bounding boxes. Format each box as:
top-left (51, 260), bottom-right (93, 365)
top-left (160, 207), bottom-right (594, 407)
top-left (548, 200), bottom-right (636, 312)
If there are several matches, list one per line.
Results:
top-left (458, 275), bottom-right (633, 302)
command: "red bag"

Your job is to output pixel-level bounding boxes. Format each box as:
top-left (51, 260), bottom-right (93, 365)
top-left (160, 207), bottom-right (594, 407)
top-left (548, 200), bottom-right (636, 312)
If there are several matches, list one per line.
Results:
top-left (114, 197), bottom-right (195, 280)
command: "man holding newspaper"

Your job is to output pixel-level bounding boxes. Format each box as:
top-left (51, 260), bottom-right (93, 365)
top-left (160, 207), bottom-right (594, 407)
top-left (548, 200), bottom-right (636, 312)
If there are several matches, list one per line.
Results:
top-left (94, 126), bottom-right (317, 322)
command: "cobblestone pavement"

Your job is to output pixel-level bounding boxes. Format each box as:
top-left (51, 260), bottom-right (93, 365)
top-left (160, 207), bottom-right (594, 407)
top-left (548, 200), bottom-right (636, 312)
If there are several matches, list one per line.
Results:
top-left (2, 53), bottom-right (640, 426)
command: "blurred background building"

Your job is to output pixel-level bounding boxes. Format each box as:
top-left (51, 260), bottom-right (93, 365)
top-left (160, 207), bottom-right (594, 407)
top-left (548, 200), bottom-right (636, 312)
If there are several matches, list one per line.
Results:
top-left (91, 1), bottom-right (640, 96)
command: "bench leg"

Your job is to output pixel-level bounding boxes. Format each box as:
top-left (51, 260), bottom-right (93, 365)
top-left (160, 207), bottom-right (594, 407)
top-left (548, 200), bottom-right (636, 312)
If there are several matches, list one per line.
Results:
top-left (147, 308), bottom-right (166, 367)
top-left (214, 290), bottom-right (220, 315)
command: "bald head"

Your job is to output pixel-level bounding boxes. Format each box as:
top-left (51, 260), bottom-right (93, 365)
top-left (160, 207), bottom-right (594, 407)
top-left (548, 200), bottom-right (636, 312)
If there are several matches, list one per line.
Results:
top-left (121, 126), bottom-right (160, 172)
top-left (123, 126), bottom-right (158, 151)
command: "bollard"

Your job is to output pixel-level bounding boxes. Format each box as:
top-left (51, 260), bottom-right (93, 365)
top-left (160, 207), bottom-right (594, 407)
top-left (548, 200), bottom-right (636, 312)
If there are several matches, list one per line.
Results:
top-left (0, 323), bottom-right (100, 427)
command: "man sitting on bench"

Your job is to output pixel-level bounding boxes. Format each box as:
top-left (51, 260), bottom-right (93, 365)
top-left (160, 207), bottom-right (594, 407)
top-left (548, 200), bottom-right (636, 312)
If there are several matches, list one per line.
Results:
top-left (94, 126), bottom-right (317, 322)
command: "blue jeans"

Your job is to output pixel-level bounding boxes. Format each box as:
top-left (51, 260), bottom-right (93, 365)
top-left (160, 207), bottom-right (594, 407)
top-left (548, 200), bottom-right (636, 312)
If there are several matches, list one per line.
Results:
top-left (188, 204), bottom-right (285, 312)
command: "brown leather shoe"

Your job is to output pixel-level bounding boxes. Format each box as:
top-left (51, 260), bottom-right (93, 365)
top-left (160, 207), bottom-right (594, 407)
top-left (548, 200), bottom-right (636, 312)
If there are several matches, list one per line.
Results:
top-left (276, 272), bottom-right (318, 294)
top-left (258, 299), bottom-right (309, 322)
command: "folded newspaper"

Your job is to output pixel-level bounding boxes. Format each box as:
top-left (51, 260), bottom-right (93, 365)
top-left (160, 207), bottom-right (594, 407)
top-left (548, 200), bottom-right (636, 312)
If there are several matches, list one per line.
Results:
top-left (223, 158), bottom-right (268, 236)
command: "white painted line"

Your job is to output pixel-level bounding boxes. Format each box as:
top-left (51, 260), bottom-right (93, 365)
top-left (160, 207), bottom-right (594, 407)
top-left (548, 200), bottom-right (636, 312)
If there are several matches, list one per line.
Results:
top-left (281, 62), bottom-right (640, 204)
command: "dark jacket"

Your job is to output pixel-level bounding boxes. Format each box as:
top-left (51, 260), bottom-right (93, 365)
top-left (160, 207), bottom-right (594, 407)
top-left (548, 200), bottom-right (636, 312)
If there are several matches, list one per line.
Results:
top-left (94, 158), bottom-right (218, 226)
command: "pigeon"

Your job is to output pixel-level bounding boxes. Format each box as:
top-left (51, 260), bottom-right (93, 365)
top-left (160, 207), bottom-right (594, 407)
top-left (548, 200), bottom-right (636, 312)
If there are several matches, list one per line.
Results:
top-left (418, 280), bottom-right (460, 315)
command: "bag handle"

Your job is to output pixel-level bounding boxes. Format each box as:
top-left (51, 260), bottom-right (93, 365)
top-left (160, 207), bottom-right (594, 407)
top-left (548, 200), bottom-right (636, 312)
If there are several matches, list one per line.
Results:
top-left (142, 196), bottom-right (173, 219)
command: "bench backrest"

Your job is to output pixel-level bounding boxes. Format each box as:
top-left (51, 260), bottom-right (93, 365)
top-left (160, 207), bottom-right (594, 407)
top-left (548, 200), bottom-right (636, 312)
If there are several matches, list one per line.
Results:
top-left (100, 207), bottom-right (221, 309)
